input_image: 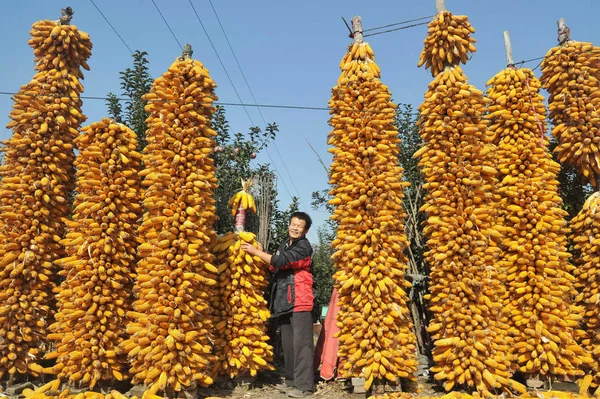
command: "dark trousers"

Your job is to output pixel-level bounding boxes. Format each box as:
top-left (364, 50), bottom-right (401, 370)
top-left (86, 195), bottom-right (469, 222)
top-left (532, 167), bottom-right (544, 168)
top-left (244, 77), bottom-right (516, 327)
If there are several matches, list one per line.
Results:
top-left (279, 311), bottom-right (315, 392)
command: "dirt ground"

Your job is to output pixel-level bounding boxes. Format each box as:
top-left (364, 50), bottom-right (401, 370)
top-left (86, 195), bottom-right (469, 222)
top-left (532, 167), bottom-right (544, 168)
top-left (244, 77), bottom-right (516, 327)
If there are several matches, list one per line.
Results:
top-left (195, 372), bottom-right (441, 399)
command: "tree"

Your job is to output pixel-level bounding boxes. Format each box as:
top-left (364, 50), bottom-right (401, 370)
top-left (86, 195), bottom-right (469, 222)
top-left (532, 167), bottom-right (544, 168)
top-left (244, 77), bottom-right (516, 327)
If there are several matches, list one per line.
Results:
top-left (550, 138), bottom-right (593, 219)
top-left (106, 50), bottom-right (153, 151)
top-left (312, 225), bottom-right (335, 307)
top-left (210, 105), bottom-right (279, 236)
top-left (395, 104), bottom-right (427, 276)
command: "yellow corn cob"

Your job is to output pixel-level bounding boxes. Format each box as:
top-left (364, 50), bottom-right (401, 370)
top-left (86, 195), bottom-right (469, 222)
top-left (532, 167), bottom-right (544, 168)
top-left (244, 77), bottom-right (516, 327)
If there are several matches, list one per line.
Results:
top-left (121, 44), bottom-right (219, 392)
top-left (0, 9), bottom-right (92, 379)
top-left (417, 26), bottom-right (514, 393)
top-left (228, 178), bottom-right (257, 216)
top-left (328, 29), bottom-right (418, 390)
top-left (212, 228), bottom-right (273, 378)
top-left (487, 66), bottom-right (590, 382)
top-left (46, 118), bottom-right (142, 388)
top-left (540, 34), bottom-right (600, 188)
top-left (570, 192), bottom-right (600, 391)
top-left (418, 11), bottom-right (477, 77)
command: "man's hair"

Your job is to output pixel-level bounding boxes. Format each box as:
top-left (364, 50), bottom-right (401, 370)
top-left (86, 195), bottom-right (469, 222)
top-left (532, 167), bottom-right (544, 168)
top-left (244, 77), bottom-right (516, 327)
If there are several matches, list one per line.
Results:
top-left (289, 211), bottom-right (312, 231)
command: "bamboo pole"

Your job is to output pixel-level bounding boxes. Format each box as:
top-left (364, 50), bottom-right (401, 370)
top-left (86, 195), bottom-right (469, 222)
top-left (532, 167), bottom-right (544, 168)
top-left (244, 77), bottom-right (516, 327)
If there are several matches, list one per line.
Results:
top-left (504, 31), bottom-right (514, 66)
top-left (557, 18), bottom-right (570, 45)
top-left (351, 16), bottom-right (363, 43)
top-left (435, 0), bottom-right (446, 14)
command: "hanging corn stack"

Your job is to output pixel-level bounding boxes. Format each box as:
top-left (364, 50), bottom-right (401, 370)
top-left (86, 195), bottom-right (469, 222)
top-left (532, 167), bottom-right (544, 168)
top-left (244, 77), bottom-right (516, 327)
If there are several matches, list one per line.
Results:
top-left (570, 192), bottom-right (600, 395)
top-left (540, 18), bottom-right (600, 188)
top-left (0, 7), bottom-right (92, 379)
top-left (327, 16), bottom-right (418, 391)
top-left (44, 118), bottom-right (142, 388)
top-left (228, 178), bottom-right (257, 217)
top-left (418, 6), bottom-right (476, 77)
top-left (415, 5), bottom-right (521, 396)
top-left (212, 179), bottom-right (273, 378)
top-left (120, 44), bottom-right (220, 394)
top-left (487, 31), bottom-right (591, 384)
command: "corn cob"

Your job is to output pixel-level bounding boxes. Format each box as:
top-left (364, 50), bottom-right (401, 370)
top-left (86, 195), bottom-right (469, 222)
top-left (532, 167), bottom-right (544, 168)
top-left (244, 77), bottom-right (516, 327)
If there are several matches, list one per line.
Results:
top-left (121, 45), bottom-right (219, 393)
top-left (570, 192), bottom-right (600, 393)
top-left (327, 24), bottom-right (418, 390)
top-left (212, 197), bottom-right (273, 378)
top-left (228, 178), bottom-right (257, 216)
top-left (416, 61), bottom-right (519, 394)
top-left (487, 66), bottom-right (591, 381)
top-left (44, 118), bottom-right (142, 388)
top-left (0, 10), bottom-right (91, 379)
top-left (540, 33), bottom-right (600, 188)
top-left (418, 11), bottom-right (476, 77)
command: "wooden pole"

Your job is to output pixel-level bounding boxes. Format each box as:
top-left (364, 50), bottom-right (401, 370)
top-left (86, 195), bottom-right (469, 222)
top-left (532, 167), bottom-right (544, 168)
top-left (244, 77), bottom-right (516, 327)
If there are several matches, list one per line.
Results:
top-left (435, 0), bottom-right (446, 14)
top-left (351, 16), bottom-right (363, 43)
top-left (557, 18), bottom-right (570, 45)
top-left (504, 31), bottom-right (514, 66)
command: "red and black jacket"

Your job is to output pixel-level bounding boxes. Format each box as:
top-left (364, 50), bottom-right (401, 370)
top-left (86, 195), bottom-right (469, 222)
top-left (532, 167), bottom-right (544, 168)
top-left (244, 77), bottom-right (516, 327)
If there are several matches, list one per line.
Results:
top-left (269, 235), bottom-right (314, 318)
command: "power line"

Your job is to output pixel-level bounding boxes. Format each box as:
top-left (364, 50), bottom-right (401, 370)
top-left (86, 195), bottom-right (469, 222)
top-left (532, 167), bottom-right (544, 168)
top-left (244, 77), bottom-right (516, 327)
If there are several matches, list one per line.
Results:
top-left (363, 21), bottom-right (431, 37)
top-left (190, 0), bottom-right (312, 238)
top-left (88, 0), bottom-right (133, 54)
top-left (513, 56), bottom-right (545, 66)
top-left (206, 0), bottom-right (311, 217)
top-left (187, 0), bottom-right (254, 125)
top-left (150, 0), bottom-right (183, 50)
top-left (363, 15), bottom-right (435, 33)
top-left (1, 90), bottom-right (595, 126)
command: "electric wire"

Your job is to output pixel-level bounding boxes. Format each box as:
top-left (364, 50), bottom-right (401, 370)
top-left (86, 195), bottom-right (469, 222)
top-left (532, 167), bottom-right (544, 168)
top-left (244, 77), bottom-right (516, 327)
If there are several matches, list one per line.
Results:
top-left (0, 90), bottom-right (593, 126)
top-left (88, 0), bottom-right (134, 54)
top-left (364, 21), bottom-right (431, 37)
top-left (188, 0), bottom-right (305, 230)
top-left (187, 0), bottom-right (255, 125)
top-left (363, 15), bottom-right (435, 33)
top-left (206, 0), bottom-right (312, 219)
top-left (150, 0), bottom-right (183, 50)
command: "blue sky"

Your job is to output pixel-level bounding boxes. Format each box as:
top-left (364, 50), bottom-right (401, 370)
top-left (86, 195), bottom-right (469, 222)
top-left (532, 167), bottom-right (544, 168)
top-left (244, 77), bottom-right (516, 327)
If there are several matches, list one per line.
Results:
top-left (1, 0), bottom-right (598, 241)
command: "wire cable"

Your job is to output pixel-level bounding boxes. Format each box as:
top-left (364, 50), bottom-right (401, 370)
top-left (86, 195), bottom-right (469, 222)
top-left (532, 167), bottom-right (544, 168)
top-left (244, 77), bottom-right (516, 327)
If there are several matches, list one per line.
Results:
top-left (1, 90), bottom-right (596, 127)
top-left (150, 0), bottom-right (183, 50)
top-left (88, 0), bottom-right (133, 54)
top-left (363, 21), bottom-right (431, 37)
top-left (363, 15), bottom-right (435, 33)
top-left (191, 0), bottom-right (310, 234)
top-left (187, 0), bottom-right (255, 125)
top-left (206, 0), bottom-right (311, 215)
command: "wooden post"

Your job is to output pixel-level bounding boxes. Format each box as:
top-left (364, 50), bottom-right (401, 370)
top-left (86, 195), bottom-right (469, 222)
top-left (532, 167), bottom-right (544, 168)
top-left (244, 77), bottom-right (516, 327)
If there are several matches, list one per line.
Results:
top-left (504, 31), bottom-right (514, 66)
top-left (557, 18), bottom-right (570, 45)
top-left (435, 0), bottom-right (446, 14)
top-left (351, 16), bottom-right (363, 44)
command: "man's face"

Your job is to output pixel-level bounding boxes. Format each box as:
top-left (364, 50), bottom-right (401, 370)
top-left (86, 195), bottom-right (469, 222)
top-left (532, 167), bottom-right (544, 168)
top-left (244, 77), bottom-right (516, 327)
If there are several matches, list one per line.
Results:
top-left (288, 217), bottom-right (307, 240)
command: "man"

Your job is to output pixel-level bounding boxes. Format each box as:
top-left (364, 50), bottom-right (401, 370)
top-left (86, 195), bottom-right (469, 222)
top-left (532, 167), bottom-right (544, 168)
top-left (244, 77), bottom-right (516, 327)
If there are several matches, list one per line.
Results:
top-left (241, 211), bottom-right (315, 398)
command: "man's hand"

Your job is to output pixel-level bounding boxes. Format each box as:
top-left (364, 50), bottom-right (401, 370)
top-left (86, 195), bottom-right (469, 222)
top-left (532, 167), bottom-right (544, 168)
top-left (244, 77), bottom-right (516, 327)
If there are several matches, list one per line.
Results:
top-left (241, 242), bottom-right (258, 255)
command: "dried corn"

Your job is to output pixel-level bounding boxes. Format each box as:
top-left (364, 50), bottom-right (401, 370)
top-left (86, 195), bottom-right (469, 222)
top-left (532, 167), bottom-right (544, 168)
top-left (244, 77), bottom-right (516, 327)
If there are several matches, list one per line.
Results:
top-left (487, 66), bottom-right (591, 381)
top-left (0, 9), bottom-right (92, 378)
top-left (570, 192), bottom-right (600, 391)
top-left (418, 11), bottom-right (476, 77)
top-left (120, 45), bottom-right (219, 393)
top-left (328, 24), bottom-right (418, 390)
top-left (46, 118), bottom-right (142, 388)
top-left (540, 32), bottom-right (600, 187)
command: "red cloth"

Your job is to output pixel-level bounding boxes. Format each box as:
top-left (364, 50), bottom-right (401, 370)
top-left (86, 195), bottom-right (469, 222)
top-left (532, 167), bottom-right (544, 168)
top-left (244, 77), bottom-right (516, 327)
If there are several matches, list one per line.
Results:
top-left (314, 288), bottom-right (340, 380)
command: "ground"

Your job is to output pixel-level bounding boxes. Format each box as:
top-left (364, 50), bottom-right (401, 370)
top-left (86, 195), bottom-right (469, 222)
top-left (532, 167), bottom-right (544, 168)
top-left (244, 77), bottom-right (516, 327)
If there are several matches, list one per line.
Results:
top-left (195, 373), bottom-right (441, 399)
